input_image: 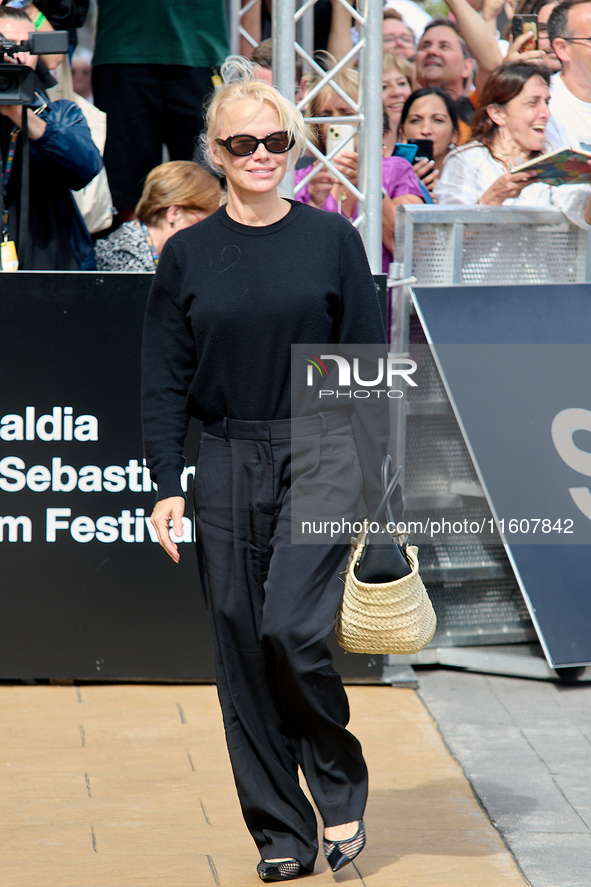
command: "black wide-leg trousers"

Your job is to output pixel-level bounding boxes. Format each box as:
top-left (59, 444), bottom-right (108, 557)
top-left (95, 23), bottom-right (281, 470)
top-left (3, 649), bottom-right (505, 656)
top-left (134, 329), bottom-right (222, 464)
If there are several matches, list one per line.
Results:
top-left (193, 414), bottom-right (368, 871)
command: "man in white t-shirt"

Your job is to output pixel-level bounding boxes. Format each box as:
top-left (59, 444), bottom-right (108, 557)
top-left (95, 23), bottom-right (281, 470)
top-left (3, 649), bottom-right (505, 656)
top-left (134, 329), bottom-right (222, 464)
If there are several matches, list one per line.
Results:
top-left (546, 0), bottom-right (591, 151)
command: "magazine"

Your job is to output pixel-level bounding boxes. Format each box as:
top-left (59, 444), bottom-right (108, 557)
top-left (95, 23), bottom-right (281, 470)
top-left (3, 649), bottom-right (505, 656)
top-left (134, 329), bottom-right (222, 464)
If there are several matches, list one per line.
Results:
top-left (511, 148), bottom-right (591, 186)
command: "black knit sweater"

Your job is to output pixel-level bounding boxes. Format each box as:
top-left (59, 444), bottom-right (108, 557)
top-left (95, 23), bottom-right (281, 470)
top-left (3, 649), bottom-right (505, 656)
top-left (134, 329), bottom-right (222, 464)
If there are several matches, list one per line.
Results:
top-left (141, 200), bottom-right (389, 506)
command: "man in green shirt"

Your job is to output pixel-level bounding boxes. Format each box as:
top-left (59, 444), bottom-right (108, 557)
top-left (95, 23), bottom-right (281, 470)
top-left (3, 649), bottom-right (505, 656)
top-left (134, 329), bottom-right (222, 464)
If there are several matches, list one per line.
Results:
top-left (92, 0), bottom-right (228, 222)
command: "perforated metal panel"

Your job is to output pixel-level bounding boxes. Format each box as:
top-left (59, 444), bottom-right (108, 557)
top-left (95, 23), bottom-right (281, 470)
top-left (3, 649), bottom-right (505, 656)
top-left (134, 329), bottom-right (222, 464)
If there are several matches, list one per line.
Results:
top-left (409, 227), bottom-right (453, 285)
top-left (427, 579), bottom-right (535, 646)
top-left (405, 414), bottom-right (480, 495)
top-left (459, 223), bottom-right (580, 285)
top-left (393, 205), bottom-right (591, 287)
top-left (419, 538), bottom-right (506, 572)
top-left (409, 342), bottom-right (447, 400)
top-left (388, 207), bottom-right (587, 655)
top-left (395, 310), bottom-right (535, 646)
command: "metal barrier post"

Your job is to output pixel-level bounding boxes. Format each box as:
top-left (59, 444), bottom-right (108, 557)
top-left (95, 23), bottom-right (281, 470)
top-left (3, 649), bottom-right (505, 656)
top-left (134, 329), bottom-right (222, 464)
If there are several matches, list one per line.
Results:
top-left (296, 1), bottom-right (314, 59)
top-left (582, 228), bottom-right (591, 282)
top-left (272, 0), bottom-right (296, 195)
top-left (358, 0), bottom-right (383, 274)
top-left (451, 220), bottom-right (465, 285)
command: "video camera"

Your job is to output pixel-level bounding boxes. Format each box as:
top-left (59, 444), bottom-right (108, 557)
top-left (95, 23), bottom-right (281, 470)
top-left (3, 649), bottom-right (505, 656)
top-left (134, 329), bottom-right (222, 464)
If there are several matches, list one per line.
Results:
top-left (0, 29), bottom-right (68, 104)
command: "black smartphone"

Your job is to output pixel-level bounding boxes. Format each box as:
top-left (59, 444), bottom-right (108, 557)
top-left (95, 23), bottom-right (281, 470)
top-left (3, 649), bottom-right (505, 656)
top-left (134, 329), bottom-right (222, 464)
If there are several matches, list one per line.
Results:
top-left (512, 14), bottom-right (538, 50)
top-left (408, 139), bottom-right (434, 163)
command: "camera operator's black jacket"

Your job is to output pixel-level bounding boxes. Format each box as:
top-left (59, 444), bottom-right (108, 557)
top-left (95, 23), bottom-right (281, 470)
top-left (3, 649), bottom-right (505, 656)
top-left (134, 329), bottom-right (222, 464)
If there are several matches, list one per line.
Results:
top-left (1, 94), bottom-right (102, 270)
top-left (35, 1), bottom-right (89, 29)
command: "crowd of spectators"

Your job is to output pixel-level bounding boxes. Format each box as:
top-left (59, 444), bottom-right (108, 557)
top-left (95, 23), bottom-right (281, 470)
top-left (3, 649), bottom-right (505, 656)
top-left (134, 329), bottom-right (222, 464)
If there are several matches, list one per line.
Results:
top-left (1, 0), bottom-right (590, 272)
top-left (293, 0), bottom-right (591, 243)
top-left (0, 0), bottom-right (228, 270)
top-left (294, 57), bottom-right (423, 272)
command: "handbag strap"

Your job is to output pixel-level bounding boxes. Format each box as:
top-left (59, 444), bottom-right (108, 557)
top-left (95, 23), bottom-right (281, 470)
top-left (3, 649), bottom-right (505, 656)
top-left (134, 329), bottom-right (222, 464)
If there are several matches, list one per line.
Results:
top-left (371, 455), bottom-right (404, 526)
top-left (381, 456), bottom-right (395, 526)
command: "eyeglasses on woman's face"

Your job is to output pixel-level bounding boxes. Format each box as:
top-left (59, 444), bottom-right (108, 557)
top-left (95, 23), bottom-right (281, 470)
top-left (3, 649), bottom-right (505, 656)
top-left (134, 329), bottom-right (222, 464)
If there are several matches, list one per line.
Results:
top-left (383, 33), bottom-right (415, 46)
top-left (215, 131), bottom-right (295, 156)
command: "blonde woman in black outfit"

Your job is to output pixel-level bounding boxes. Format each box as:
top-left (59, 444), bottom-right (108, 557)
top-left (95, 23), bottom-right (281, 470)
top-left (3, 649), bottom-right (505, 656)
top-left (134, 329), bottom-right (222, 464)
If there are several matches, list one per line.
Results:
top-left (142, 68), bottom-right (391, 883)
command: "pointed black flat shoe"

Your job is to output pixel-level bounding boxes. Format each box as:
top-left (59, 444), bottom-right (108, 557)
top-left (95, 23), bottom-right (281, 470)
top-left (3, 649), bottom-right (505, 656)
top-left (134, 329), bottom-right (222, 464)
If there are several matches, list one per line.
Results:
top-left (323, 819), bottom-right (365, 872)
top-left (257, 859), bottom-right (302, 882)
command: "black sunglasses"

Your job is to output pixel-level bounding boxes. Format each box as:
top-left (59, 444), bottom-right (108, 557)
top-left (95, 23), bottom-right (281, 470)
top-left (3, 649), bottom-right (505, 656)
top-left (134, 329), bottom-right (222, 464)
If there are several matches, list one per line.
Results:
top-left (215, 131), bottom-right (295, 156)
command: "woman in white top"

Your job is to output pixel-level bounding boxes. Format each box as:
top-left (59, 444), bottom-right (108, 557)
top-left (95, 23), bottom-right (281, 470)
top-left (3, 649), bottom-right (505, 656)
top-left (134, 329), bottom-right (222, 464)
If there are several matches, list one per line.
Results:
top-left (435, 62), bottom-right (591, 227)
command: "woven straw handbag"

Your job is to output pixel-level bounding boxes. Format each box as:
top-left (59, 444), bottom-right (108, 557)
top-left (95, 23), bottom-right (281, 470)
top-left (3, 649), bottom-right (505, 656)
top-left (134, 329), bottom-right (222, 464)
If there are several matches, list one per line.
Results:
top-left (336, 459), bottom-right (437, 655)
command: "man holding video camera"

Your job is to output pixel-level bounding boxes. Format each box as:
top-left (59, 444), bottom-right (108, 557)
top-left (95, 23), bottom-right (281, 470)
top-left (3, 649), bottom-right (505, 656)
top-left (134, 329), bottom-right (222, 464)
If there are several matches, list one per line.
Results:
top-left (0, 6), bottom-right (101, 269)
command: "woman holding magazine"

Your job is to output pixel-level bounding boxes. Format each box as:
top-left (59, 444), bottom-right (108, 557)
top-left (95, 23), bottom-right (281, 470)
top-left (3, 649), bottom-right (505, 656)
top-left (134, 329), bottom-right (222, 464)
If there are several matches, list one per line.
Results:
top-left (435, 62), bottom-right (591, 226)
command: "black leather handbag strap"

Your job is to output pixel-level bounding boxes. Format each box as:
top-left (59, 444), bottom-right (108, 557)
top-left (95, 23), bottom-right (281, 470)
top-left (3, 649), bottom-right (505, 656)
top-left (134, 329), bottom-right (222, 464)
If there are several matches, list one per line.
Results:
top-left (372, 455), bottom-right (404, 527)
top-left (354, 456), bottom-right (410, 583)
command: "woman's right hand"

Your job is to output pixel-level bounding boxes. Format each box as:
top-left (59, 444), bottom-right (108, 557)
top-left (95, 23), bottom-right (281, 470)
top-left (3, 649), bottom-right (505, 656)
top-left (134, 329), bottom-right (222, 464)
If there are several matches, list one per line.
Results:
top-left (150, 496), bottom-right (186, 563)
top-left (479, 169), bottom-right (538, 204)
top-left (413, 158), bottom-right (439, 192)
top-left (333, 149), bottom-right (359, 188)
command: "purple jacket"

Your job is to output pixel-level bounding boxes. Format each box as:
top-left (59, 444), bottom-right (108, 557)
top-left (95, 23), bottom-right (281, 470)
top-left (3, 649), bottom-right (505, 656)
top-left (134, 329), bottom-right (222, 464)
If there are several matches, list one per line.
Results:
top-left (294, 155), bottom-right (424, 272)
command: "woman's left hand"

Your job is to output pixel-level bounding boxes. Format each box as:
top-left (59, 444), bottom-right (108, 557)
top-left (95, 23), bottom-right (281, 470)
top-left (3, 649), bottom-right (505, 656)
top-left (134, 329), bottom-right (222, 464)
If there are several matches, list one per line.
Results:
top-left (333, 150), bottom-right (359, 187)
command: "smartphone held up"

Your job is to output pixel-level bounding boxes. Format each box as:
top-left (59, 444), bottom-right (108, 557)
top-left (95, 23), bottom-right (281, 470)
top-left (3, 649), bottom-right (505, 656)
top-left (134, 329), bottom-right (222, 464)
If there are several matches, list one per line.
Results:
top-left (512, 14), bottom-right (538, 51)
top-left (326, 124), bottom-right (356, 160)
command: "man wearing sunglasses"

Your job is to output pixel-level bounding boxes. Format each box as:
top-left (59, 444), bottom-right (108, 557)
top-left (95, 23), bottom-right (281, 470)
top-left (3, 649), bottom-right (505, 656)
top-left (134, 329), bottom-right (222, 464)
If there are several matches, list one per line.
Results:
top-left (545, 0), bottom-right (591, 152)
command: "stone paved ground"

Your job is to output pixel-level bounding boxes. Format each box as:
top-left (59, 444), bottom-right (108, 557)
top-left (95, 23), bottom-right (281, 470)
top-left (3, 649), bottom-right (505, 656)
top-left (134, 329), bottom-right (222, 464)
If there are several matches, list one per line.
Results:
top-left (418, 666), bottom-right (591, 887)
top-left (0, 682), bottom-right (528, 887)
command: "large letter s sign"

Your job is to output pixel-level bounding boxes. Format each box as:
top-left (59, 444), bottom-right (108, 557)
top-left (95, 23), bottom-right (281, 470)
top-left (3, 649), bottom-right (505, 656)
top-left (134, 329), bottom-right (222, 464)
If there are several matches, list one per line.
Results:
top-left (551, 408), bottom-right (591, 520)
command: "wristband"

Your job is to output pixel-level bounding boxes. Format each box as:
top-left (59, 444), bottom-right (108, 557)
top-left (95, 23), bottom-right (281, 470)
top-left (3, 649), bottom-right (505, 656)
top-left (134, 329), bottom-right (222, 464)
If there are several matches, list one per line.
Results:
top-left (34, 11), bottom-right (46, 28)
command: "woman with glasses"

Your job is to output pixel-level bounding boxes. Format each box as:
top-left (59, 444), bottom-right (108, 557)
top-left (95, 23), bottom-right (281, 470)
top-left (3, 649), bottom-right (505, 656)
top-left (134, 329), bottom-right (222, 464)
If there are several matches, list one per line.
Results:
top-left (382, 8), bottom-right (417, 61)
top-left (142, 61), bottom-right (393, 882)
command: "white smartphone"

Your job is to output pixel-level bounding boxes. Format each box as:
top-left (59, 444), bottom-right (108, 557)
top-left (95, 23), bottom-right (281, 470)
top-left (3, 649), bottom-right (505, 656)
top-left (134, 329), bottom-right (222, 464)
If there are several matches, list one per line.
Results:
top-left (326, 124), bottom-right (356, 160)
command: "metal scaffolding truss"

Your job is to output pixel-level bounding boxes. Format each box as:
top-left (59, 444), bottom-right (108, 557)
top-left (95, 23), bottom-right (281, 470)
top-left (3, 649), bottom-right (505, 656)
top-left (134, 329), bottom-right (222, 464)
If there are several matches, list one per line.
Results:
top-left (228, 0), bottom-right (260, 56)
top-left (226, 0), bottom-right (384, 273)
top-left (228, 0), bottom-right (314, 58)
